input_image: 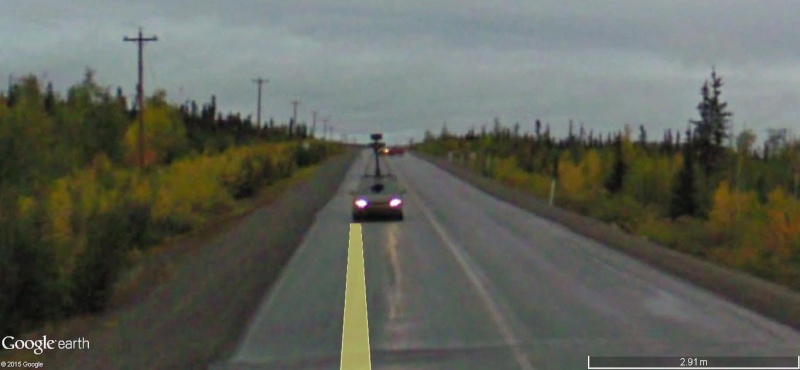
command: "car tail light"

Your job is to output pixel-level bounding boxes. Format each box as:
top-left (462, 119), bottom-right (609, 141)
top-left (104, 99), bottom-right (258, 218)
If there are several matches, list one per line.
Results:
top-left (355, 198), bottom-right (368, 209)
top-left (389, 198), bottom-right (402, 208)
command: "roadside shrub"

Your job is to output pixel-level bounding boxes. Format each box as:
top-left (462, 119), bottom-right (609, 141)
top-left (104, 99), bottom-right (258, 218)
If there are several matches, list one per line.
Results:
top-left (637, 210), bottom-right (676, 246)
top-left (665, 216), bottom-right (711, 257)
top-left (706, 181), bottom-right (763, 248)
top-left (623, 155), bottom-right (678, 211)
top-left (240, 155), bottom-right (263, 198)
top-left (294, 143), bottom-right (314, 168)
top-left (493, 157), bottom-right (521, 185)
top-left (2, 199), bottom-right (63, 332)
top-left (585, 194), bottom-right (639, 224)
top-left (71, 205), bottom-right (136, 313)
top-left (0, 140), bottom-right (338, 335)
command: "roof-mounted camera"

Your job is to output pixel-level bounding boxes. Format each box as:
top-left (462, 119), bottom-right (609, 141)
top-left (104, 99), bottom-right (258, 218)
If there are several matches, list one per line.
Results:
top-left (370, 133), bottom-right (385, 177)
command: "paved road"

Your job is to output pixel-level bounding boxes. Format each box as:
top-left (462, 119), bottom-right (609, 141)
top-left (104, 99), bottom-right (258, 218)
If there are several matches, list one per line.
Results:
top-left (212, 151), bottom-right (800, 369)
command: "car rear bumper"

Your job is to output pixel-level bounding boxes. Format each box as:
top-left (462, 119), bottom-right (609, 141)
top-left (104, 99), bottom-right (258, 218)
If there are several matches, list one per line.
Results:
top-left (352, 205), bottom-right (403, 219)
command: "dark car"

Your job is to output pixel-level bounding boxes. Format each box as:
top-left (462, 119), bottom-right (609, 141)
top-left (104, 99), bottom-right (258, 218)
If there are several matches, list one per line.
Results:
top-left (351, 133), bottom-right (406, 221)
top-left (350, 175), bottom-right (405, 221)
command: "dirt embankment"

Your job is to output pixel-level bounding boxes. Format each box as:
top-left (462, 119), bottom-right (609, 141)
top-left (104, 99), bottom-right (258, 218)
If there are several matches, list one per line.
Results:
top-left (2, 149), bottom-right (358, 370)
top-left (414, 151), bottom-right (800, 334)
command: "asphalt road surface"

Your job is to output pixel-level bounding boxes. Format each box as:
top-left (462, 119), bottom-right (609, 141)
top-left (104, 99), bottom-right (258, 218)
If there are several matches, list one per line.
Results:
top-left (211, 151), bottom-right (800, 370)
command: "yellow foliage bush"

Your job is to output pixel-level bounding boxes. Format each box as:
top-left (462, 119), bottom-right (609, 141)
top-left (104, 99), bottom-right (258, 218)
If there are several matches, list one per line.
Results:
top-left (45, 178), bottom-right (74, 245)
top-left (129, 173), bottom-right (154, 206)
top-left (151, 155), bottom-right (232, 229)
top-left (623, 155), bottom-right (677, 209)
top-left (122, 105), bottom-right (187, 167)
top-left (708, 181), bottom-right (762, 244)
top-left (581, 149), bottom-right (604, 194)
top-left (16, 195), bottom-right (36, 220)
top-left (493, 157), bottom-right (520, 183)
top-left (490, 157), bottom-right (553, 199)
top-left (18, 140), bottom-right (325, 297)
top-left (558, 157), bottom-right (585, 200)
top-left (528, 173), bottom-right (553, 199)
top-left (762, 188), bottom-right (800, 259)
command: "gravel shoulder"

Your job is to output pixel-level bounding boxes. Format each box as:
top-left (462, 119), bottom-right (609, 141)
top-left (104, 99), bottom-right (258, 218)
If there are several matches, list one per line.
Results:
top-left (1, 149), bottom-right (358, 370)
top-left (414, 151), bottom-right (800, 334)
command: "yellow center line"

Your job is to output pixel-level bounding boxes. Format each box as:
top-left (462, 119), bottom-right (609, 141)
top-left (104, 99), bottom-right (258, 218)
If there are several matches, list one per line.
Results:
top-left (341, 223), bottom-right (372, 370)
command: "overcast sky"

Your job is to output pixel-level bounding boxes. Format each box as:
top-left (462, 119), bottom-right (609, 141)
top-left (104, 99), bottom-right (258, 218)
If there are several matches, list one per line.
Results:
top-left (2, 1), bottom-right (799, 144)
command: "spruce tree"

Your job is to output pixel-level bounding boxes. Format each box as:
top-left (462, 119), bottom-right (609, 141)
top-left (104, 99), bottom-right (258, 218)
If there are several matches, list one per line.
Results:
top-left (44, 82), bottom-right (55, 115)
top-left (670, 127), bottom-right (698, 219)
top-left (639, 124), bottom-right (647, 147)
top-left (691, 68), bottom-right (732, 176)
top-left (605, 133), bottom-right (626, 194)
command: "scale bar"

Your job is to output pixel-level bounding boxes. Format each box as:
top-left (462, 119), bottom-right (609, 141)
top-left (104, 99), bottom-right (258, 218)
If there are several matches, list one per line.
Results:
top-left (588, 356), bottom-right (800, 369)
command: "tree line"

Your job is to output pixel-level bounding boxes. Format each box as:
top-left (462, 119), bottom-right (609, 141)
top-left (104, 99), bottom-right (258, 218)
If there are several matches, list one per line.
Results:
top-left (0, 68), bottom-right (337, 338)
top-left (0, 68), bottom-right (314, 191)
top-left (417, 68), bottom-right (800, 289)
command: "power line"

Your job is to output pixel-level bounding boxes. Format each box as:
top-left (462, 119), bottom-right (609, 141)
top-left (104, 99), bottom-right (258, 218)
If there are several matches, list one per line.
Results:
top-left (252, 77), bottom-right (268, 127)
top-left (124, 27), bottom-right (158, 170)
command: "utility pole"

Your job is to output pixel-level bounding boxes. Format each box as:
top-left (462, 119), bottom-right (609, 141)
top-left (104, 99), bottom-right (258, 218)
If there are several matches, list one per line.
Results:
top-left (321, 116), bottom-right (330, 141)
top-left (6, 74), bottom-right (13, 100)
top-left (252, 77), bottom-right (268, 127)
top-left (735, 122), bottom-right (745, 217)
top-left (124, 27), bottom-right (158, 170)
top-left (290, 100), bottom-right (300, 137)
top-left (311, 111), bottom-right (318, 138)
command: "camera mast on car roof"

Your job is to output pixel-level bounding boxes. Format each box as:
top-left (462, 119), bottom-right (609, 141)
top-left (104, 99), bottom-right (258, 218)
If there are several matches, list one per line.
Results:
top-left (370, 133), bottom-right (384, 177)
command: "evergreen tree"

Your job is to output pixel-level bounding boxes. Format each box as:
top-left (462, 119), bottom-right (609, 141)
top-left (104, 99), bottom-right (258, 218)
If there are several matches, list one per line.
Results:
top-left (670, 127), bottom-right (698, 219)
top-left (661, 129), bottom-right (672, 154)
top-left (44, 82), bottom-right (55, 115)
top-left (6, 81), bottom-right (17, 108)
top-left (691, 68), bottom-right (732, 176)
top-left (116, 87), bottom-right (127, 110)
top-left (605, 133), bottom-right (626, 194)
top-left (639, 124), bottom-right (647, 147)
top-left (567, 119), bottom-right (575, 145)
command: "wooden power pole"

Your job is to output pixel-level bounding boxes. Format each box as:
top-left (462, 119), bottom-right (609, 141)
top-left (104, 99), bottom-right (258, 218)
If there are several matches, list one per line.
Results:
top-left (124, 27), bottom-right (158, 169)
top-left (252, 77), bottom-right (268, 126)
top-left (291, 100), bottom-right (300, 137)
top-left (311, 111), bottom-right (318, 138)
top-left (321, 116), bottom-right (330, 141)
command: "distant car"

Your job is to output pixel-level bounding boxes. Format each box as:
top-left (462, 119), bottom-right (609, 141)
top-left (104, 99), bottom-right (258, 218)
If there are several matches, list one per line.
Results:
top-left (389, 146), bottom-right (406, 156)
top-left (350, 175), bottom-right (405, 221)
